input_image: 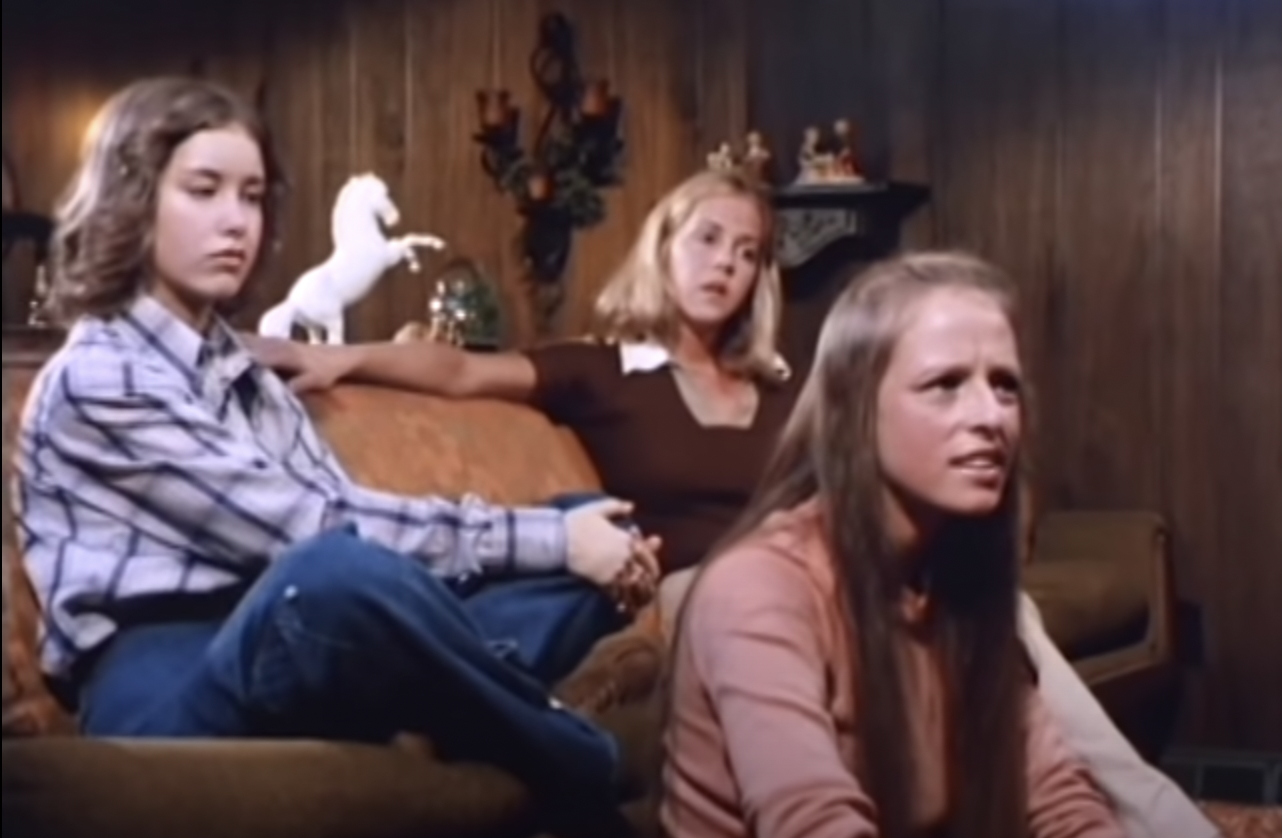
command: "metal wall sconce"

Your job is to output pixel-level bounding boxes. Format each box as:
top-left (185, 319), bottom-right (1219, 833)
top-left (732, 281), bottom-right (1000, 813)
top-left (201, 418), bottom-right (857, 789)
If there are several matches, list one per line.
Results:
top-left (473, 11), bottom-right (624, 331)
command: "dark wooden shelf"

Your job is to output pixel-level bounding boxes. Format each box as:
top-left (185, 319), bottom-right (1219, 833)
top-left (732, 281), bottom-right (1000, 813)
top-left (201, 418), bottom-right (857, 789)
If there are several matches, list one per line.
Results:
top-left (769, 181), bottom-right (929, 269)
top-left (771, 180), bottom-right (928, 210)
top-left (768, 180), bottom-right (930, 375)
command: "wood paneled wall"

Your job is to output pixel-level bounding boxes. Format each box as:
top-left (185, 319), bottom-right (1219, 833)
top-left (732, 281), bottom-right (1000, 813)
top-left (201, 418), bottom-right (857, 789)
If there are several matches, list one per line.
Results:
top-left (4, 0), bottom-right (1279, 750)
top-left (735, 0), bottom-right (1281, 751)
top-left (2, 0), bottom-right (738, 342)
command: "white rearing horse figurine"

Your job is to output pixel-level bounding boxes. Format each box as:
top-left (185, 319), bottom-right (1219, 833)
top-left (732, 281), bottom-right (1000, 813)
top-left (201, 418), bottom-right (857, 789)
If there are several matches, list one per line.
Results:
top-left (257, 173), bottom-right (444, 344)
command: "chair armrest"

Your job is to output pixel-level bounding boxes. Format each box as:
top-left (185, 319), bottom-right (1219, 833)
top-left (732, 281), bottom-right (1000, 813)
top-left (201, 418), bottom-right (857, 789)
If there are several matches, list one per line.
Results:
top-left (1031, 511), bottom-right (1176, 679)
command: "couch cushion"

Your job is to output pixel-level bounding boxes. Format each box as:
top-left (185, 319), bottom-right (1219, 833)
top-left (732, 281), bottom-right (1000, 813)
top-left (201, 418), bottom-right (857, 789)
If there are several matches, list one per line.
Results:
top-left (3, 543), bottom-right (72, 737)
top-left (1023, 558), bottom-right (1149, 659)
top-left (2, 543), bottom-right (16, 726)
top-left (2, 737), bottom-right (536, 838)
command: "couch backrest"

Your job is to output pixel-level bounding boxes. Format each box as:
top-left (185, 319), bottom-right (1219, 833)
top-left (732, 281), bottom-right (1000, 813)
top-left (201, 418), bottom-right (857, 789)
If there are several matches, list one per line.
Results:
top-left (302, 383), bottom-right (601, 501)
top-left (2, 352), bottom-right (602, 735)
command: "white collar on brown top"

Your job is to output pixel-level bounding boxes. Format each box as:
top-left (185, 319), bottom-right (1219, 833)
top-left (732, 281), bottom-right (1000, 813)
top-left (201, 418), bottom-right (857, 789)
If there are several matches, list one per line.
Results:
top-left (617, 341), bottom-right (790, 379)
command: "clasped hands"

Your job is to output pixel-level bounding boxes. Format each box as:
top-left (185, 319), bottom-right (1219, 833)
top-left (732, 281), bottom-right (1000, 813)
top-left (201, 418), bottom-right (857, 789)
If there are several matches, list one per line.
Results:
top-left (564, 498), bottom-right (660, 615)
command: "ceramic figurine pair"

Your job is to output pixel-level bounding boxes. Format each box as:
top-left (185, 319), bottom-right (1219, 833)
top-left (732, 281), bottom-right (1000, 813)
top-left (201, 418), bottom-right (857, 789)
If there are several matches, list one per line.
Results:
top-left (705, 131), bottom-right (773, 184)
top-left (795, 119), bottom-right (863, 185)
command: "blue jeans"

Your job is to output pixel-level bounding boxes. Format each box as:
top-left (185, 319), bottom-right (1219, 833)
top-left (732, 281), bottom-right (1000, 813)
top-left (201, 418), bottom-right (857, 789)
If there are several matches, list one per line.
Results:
top-left (78, 525), bottom-right (627, 811)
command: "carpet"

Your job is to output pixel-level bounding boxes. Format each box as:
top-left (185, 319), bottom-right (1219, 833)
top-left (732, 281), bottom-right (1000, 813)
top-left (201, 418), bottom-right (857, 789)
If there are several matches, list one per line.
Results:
top-left (1200, 801), bottom-right (1281, 836)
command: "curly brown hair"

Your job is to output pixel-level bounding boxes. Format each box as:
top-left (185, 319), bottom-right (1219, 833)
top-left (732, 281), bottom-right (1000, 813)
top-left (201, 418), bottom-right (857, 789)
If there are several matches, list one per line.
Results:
top-left (45, 76), bottom-right (287, 324)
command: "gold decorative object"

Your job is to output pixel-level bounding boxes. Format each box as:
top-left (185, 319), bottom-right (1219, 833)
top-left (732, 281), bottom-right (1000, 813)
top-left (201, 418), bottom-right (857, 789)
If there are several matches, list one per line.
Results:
top-left (704, 130), bottom-right (773, 185)
top-left (392, 257), bottom-right (503, 348)
top-left (705, 141), bottom-right (736, 172)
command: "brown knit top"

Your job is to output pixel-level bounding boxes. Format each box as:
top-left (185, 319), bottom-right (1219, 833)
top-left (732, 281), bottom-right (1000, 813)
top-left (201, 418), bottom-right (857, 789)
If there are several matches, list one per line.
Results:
top-left (524, 340), bottom-right (797, 575)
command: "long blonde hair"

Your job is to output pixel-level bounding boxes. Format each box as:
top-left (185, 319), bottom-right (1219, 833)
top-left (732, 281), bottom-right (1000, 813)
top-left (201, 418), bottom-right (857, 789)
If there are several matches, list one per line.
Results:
top-left (592, 169), bottom-right (784, 381)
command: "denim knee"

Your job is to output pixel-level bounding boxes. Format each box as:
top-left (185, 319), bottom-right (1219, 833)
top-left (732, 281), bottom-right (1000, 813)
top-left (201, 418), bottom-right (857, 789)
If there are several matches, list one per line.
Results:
top-left (211, 528), bottom-right (447, 727)
top-left (265, 525), bottom-right (450, 622)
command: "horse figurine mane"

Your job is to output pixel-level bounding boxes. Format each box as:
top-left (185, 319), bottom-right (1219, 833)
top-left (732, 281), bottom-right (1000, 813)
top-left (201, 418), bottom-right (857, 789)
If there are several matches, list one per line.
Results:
top-left (257, 172), bottom-right (444, 343)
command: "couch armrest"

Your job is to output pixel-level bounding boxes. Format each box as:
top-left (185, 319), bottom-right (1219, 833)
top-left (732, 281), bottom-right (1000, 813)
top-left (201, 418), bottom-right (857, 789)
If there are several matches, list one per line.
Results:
top-left (1030, 511), bottom-right (1176, 686)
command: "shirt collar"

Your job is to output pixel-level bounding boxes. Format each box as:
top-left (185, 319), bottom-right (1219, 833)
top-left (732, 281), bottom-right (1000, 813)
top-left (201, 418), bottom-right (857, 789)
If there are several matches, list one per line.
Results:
top-left (117, 293), bottom-right (254, 388)
top-left (617, 340), bottom-right (791, 379)
top-left (618, 341), bottom-right (674, 374)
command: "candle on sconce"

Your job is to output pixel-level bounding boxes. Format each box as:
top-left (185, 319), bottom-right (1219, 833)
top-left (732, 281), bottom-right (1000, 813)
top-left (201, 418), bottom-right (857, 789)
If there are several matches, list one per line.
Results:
top-left (477, 89), bottom-right (512, 128)
top-left (581, 80), bottom-right (609, 117)
top-left (527, 171), bottom-right (552, 201)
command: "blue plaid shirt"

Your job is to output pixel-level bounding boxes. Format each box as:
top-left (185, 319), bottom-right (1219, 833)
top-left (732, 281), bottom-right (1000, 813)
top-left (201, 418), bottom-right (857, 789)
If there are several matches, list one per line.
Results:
top-left (14, 294), bottom-right (567, 679)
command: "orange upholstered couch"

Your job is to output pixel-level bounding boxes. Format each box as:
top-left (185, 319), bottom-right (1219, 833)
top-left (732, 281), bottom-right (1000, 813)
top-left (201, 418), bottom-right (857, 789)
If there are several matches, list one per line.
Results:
top-left (2, 327), bottom-right (1178, 837)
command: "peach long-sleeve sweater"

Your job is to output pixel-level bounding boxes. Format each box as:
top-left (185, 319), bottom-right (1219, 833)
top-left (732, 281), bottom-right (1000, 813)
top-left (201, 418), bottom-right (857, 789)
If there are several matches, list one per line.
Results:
top-left (660, 506), bottom-right (1125, 838)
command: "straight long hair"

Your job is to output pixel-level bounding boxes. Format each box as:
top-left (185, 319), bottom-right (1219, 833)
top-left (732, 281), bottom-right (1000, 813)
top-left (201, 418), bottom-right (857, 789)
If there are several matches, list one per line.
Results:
top-left (669, 251), bottom-right (1034, 837)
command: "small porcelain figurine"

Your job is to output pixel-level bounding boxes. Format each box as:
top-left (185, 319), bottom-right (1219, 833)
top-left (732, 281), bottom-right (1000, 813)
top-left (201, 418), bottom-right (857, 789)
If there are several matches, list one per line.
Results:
top-left (256, 173), bottom-right (445, 344)
top-left (832, 119), bottom-right (864, 181)
top-left (706, 141), bottom-right (737, 172)
top-left (795, 126), bottom-right (835, 184)
top-left (27, 264), bottom-right (51, 326)
top-left (741, 130), bottom-right (772, 184)
top-left (796, 126), bottom-right (819, 182)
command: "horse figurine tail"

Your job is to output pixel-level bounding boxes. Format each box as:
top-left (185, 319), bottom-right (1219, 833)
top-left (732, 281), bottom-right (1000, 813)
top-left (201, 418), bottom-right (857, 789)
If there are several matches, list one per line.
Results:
top-left (257, 301), bottom-right (296, 338)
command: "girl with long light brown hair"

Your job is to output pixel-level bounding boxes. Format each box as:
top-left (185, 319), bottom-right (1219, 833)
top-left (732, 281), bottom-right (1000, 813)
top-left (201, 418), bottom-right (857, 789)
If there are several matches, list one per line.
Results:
top-left (662, 252), bottom-right (1124, 837)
